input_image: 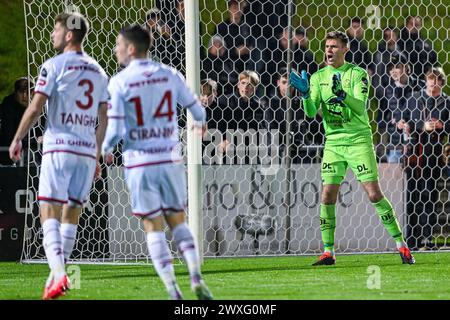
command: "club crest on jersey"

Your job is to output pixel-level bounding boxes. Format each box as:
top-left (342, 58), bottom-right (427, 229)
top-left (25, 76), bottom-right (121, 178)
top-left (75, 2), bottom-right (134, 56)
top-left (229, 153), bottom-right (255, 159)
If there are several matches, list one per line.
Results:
top-left (362, 77), bottom-right (368, 86)
top-left (41, 68), bottom-right (48, 78)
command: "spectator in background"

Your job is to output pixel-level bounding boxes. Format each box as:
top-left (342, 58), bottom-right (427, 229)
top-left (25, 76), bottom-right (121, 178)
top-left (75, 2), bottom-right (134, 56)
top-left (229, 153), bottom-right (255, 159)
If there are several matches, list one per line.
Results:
top-left (264, 69), bottom-right (323, 163)
top-left (215, 0), bottom-right (257, 75)
top-left (145, 8), bottom-right (174, 66)
top-left (200, 79), bottom-right (230, 163)
top-left (375, 54), bottom-right (420, 163)
top-left (401, 67), bottom-right (450, 250)
top-left (398, 16), bottom-right (438, 81)
top-left (200, 35), bottom-right (237, 95)
top-left (200, 79), bottom-right (225, 133)
top-left (372, 27), bottom-right (406, 89)
top-left (243, 0), bottom-right (288, 42)
top-left (167, 0), bottom-right (186, 73)
top-left (262, 27), bottom-right (318, 97)
top-left (291, 27), bottom-right (318, 75)
top-left (0, 77), bottom-right (34, 165)
top-left (346, 17), bottom-right (374, 74)
top-left (217, 70), bottom-right (266, 164)
top-left (242, 0), bottom-right (293, 83)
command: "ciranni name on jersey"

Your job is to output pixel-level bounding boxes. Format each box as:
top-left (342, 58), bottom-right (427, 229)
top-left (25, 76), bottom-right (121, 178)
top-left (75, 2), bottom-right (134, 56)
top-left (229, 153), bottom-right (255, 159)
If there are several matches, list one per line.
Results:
top-left (129, 126), bottom-right (175, 140)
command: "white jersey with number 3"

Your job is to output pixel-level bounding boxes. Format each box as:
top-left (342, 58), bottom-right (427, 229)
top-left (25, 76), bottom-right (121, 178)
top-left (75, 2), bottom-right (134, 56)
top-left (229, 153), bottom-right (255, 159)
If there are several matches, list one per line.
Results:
top-left (34, 51), bottom-right (109, 159)
top-left (103, 59), bottom-right (205, 168)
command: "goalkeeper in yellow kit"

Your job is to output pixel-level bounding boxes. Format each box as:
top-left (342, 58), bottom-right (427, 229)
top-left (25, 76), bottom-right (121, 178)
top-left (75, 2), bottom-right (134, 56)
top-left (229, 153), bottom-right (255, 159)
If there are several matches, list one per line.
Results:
top-left (290, 31), bottom-right (415, 265)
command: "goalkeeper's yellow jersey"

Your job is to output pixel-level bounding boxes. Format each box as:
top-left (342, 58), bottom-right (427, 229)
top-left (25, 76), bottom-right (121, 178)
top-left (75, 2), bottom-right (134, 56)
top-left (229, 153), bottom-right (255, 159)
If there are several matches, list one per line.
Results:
top-left (303, 62), bottom-right (373, 146)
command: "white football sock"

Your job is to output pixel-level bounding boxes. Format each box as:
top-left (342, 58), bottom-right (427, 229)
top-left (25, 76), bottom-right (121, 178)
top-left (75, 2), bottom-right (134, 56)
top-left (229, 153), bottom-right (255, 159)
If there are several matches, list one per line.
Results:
top-left (42, 219), bottom-right (66, 280)
top-left (172, 223), bottom-right (202, 284)
top-left (45, 271), bottom-right (54, 288)
top-left (396, 240), bottom-right (407, 250)
top-left (146, 231), bottom-right (178, 295)
top-left (60, 223), bottom-right (77, 262)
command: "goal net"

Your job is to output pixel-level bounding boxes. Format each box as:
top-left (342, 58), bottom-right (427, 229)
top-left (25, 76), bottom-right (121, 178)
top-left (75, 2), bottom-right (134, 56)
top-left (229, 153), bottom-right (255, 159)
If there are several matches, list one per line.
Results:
top-left (22, 0), bottom-right (450, 263)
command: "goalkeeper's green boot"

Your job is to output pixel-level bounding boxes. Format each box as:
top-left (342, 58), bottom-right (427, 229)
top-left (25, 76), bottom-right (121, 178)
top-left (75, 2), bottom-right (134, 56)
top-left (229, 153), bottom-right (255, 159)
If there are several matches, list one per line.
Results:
top-left (312, 252), bottom-right (336, 266)
top-left (399, 246), bottom-right (415, 265)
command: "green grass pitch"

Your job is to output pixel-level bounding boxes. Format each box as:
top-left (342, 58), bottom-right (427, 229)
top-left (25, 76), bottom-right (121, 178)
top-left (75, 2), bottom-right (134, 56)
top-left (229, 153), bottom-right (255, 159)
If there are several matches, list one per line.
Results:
top-left (1, 252), bottom-right (449, 300)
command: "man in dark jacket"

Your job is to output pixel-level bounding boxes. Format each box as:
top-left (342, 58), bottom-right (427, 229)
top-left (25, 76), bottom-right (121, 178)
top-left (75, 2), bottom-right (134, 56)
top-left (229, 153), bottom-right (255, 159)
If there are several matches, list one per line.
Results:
top-left (215, 0), bottom-right (257, 75)
top-left (346, 17), bottom-right (374, 74)
top-left (398, 16), bottom-right (438, 81)
top-left (375, 55), bottom-right (421, 163)
top-left (217, 70), bottom-right (266, 164)
top-left (145, 8), bottom-right (175, 67)
top-left (200, 35), bottom-right (237, 96)
top-left (0, 77), bottom-right (34, 165)
top-left (372, 27), bottom-right (406, 89)
top-left (262, 27), bottom-right (318, 97)
top-left (400, 67), bottom-right (450, 250)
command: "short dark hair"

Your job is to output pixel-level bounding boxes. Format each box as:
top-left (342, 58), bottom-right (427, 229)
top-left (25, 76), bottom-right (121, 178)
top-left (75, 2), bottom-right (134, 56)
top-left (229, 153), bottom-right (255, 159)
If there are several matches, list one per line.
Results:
top-left (55, 13), bottom-right (89, 44)
top-left (294, 27), bottom-right (306, 36)
top-left (277, 67), bottom-right (288, 81)
top-left (350, 17), bottom-right (362, 25)
top-left (325, 31), bottom-right (349, 46)
top-left (386, 53), bottom-right (409, 72)
top-left (119, 24), bottom-right (151, 54)
top-left (14, 77), bottom-right (34, 93)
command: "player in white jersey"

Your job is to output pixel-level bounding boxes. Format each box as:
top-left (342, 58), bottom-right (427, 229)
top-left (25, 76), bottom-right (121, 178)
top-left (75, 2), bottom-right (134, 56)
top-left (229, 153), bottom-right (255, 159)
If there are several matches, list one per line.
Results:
top-left (9, 13), bottom-right (108, 300)
top-left (101, 24), bottom-right (212, 300)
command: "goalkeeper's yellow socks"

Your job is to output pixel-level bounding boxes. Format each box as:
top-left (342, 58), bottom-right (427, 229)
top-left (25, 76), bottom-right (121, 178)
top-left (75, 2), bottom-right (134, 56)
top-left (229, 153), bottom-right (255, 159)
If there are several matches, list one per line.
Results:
top-left (373, 197), bottom-right (406, 249)
top-left (320, 204), bottom-right (336, 255)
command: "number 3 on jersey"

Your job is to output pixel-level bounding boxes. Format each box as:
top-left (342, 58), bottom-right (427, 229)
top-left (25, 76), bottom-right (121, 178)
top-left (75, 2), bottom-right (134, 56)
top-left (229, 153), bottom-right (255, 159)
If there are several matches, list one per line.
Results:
top-left (129, 90), bottom-right (173, 126)
top-left (76, 79), bottom-right (94, 110)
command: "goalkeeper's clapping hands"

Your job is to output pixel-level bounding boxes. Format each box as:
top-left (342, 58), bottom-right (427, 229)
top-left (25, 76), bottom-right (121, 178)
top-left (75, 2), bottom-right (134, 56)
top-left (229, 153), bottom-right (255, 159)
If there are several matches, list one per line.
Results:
top-left (290, 70), bottom-right (310, 98)
top-left (330, 72), bottom-right (347, 104)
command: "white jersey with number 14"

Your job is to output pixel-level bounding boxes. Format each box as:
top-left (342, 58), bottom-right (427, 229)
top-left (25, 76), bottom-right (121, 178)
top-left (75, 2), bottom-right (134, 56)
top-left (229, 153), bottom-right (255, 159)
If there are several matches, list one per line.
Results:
top-left (103, 59), bottom-right (206, 168)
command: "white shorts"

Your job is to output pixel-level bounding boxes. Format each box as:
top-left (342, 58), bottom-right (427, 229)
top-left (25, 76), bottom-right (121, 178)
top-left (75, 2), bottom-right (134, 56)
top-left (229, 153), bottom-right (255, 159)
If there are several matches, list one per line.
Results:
top-left (125, 163), bottom-right (187, 218)
top-left (38, 151), bottom-right (96, 207)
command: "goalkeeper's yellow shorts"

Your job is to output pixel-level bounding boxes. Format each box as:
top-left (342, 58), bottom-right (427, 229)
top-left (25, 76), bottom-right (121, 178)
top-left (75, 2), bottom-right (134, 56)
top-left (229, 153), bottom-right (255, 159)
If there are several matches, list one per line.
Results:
top-left (321, 143), bottom-right (379, 185)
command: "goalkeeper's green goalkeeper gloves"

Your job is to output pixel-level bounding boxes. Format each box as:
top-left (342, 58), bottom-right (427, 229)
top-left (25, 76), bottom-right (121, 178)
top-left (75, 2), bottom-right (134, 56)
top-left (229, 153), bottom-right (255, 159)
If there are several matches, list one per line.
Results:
top-left (290, 70), bottom-right (310, 98)
top-left (330, 72), bottom-right (347, 104)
